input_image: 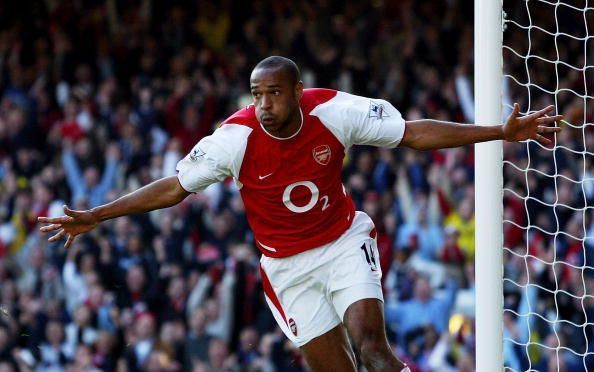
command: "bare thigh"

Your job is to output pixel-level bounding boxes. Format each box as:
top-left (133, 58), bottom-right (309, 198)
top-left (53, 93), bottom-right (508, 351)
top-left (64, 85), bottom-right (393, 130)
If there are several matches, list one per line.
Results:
top-left (300, 324), bottom-right (357, 372)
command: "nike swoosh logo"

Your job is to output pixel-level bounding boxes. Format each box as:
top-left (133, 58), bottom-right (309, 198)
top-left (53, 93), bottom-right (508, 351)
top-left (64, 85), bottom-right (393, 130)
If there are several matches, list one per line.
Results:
top-left (258, 173), bottom-right (273, 180)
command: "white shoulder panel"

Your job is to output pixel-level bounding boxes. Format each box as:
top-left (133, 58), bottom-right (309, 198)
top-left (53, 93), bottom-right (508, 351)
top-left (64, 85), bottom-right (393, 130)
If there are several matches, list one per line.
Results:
top-left (310, 91), bottom-right (405, 149)
top-left (176, 124), bottom-right (252, 192)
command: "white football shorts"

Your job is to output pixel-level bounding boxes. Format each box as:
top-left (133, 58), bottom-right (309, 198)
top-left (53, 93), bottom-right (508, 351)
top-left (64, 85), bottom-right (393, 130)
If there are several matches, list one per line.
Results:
top-left (260, 211), bottom-right (383, 347)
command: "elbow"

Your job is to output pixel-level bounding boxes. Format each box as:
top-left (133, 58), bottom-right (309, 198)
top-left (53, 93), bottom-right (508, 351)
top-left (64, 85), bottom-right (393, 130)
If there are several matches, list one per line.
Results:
top-left (400, 135), bottom-right (423, 150)
top-left (401, 121), bottom-right (430, 150)
top-left (409, 142), bottom-right (432, 151)
top-left (403, 138), bottom-right (432, 151)
top-left (165, 176), bottom-right (191, 205)
top-left (172, 188), bottom-right (191, 205)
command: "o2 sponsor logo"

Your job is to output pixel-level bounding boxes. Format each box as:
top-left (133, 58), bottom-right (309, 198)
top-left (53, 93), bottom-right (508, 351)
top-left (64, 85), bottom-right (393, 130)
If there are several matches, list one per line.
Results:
top-left (282, 181), bottom-right (330, 213)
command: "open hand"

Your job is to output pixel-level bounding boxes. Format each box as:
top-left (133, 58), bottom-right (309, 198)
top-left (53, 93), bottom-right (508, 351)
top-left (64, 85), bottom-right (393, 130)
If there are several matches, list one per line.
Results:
top-left (37, 205), bottom-right (99, 248)
top-left (502, 103), bottom-right (562, 145)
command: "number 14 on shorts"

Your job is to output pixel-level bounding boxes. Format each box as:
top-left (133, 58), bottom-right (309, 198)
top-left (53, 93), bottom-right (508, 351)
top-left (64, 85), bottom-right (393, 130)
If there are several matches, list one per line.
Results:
top-left (360, 242), bottom-right (378, 271)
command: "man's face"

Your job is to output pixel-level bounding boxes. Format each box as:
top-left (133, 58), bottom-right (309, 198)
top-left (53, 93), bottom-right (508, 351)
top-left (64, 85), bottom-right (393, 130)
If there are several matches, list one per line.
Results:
top-left (414, 277), bottom-right (431, 301)
top-left (250, 67), bottom-right (303, 137)
top-left (84, 167), bottom-right (99, 187)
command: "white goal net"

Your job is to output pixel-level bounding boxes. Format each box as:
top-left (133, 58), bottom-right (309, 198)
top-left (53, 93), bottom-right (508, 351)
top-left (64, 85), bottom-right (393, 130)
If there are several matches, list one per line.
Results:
top-left (502, 0), bottom-right (594, 371)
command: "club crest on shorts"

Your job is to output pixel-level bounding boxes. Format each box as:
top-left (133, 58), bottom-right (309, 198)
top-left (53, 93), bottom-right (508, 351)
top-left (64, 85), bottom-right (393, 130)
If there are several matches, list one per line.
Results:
top-left (312, 145), bottom-right (331, 165)
top-left (288, 318), bottom-right (298, 336)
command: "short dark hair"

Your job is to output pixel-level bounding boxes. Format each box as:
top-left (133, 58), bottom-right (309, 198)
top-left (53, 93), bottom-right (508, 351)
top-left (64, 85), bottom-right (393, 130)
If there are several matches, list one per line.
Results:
top-left (253, 56), bottom-right (301, 85)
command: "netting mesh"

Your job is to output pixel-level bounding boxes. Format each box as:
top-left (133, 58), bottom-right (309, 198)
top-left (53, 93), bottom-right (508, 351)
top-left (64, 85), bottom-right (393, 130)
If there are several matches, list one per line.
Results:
top-left (502, 0), bottom-right (594, 371)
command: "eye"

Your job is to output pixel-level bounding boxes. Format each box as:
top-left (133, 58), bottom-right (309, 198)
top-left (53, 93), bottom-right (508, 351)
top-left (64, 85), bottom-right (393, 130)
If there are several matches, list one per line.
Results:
top-left (273, 90), bottom-right (281, 96)
top-left (252, 92), bottom-right (261, 98)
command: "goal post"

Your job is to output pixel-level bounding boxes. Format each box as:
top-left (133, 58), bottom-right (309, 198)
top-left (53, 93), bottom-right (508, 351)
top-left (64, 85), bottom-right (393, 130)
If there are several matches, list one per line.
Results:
top-left (475, 0), bottom-right (504, 370)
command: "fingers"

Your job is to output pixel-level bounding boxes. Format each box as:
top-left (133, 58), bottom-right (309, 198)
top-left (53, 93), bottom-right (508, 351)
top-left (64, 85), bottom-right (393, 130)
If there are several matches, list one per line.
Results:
top-left (40, 224), bottom-right (62, 232)
top-left (536, 114), bottom-right (563, 125)
top-left (511, 102), bottom-right (520, 118)
top-left (46, 228), bottom-right (77, 249)
top-left (48, 229), bottom-right (66, 243)
top-left (532, 125), bottom-right (559, 145)
top-left (535, 134), bottom-right (553, 146)
top-left (63, 205), bottom-right (79, 217)
top-left (37, 216), bottom-right (74, 224)
top-left (537, 126), bottom-right (561, 134)
top-left (65, 235), bottom-right (76, 249)
top-left (524, 105), bottom-right (555, 120)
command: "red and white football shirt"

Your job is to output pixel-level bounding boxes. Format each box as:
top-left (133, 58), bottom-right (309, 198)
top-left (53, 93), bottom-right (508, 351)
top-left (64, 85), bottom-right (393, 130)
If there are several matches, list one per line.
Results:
top-left (176, 88), bottom-right (405, 257)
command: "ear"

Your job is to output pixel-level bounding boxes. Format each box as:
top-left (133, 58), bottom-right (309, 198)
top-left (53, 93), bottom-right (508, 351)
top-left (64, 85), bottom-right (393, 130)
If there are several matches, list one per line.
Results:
top-left (295, 81), bottom-right (304, 100)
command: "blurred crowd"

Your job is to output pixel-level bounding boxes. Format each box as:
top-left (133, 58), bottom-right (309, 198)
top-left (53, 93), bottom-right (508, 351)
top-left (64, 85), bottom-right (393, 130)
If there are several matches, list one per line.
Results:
top-left (0, 0), bottom-right (590, 371)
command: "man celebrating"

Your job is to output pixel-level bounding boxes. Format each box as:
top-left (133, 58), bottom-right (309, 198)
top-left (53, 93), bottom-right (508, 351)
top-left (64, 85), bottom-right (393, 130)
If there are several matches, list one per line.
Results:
top-left (39, 56), bottom-right (561, 371)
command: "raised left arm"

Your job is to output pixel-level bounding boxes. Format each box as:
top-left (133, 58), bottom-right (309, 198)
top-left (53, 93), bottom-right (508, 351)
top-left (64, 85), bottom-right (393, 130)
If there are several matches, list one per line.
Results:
top-left (400, 103), bottom-right (562, 150)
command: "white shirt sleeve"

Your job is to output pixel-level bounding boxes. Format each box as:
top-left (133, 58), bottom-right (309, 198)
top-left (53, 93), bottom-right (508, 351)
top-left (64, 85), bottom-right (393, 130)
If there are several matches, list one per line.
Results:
top-left (176, 124), bottom-right (252, 192)
top-left (310, 91), bottom-right (406, 149)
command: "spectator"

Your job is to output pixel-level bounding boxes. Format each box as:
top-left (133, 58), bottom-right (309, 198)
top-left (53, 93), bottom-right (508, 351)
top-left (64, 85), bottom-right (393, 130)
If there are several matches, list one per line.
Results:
top-left (185, 307), bottom-right (212, 369)
top-left (64, 304), bottom-right (98, 358)
top-left (237, 327), bottom-right (259, 367)
top-left (194, 338), bottom-right (239, 372)
top-left (61, 141), bottom-right (120, 209)
top-left (122, 312), bottom-right (157, 371)
top-left (61, 244), bottom-right (99, 313)
top-left (37, 320), bottom-right (71, 370)
top-left (159, 275), bottom-right (188, 322)
top-left (66, 344), bottom-right (100, 372)
top-left (444, 196), bottom-right (475, 262)
top-left (156, 320), bottom-right (186, 369)
top-left (116, 264), bottom-right (158, 316)
top-left (385, 275), bottom-right (457, 349)
top-left (16, 245), bottom-right (63, 302)
top-left (249, 332), bottom-right (277, 372)
top-left (438, 226), bottom-right (465, 265)
top-left (91, 331), bottom-right (116, 372)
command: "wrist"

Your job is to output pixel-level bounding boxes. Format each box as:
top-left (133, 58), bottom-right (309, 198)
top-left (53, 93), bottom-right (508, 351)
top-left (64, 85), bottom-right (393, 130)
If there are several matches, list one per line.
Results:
top-left (497, 124), bottom-right (505, 140)
top-left (89, 206), bottom-right (106, 222)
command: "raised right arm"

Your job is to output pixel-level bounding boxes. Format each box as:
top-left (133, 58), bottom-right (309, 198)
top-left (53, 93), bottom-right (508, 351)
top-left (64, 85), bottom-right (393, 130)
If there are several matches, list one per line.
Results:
top-left (38, 176), bottom-right (190, 248)
top-left (91, 176), bottom-right (189, 221)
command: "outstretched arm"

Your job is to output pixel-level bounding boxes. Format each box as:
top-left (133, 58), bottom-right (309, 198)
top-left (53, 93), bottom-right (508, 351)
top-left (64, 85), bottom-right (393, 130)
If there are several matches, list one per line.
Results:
top-left (400, 103), bottom-right (562, 150)
top-left (38, 176), bottom-right (191, 248)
